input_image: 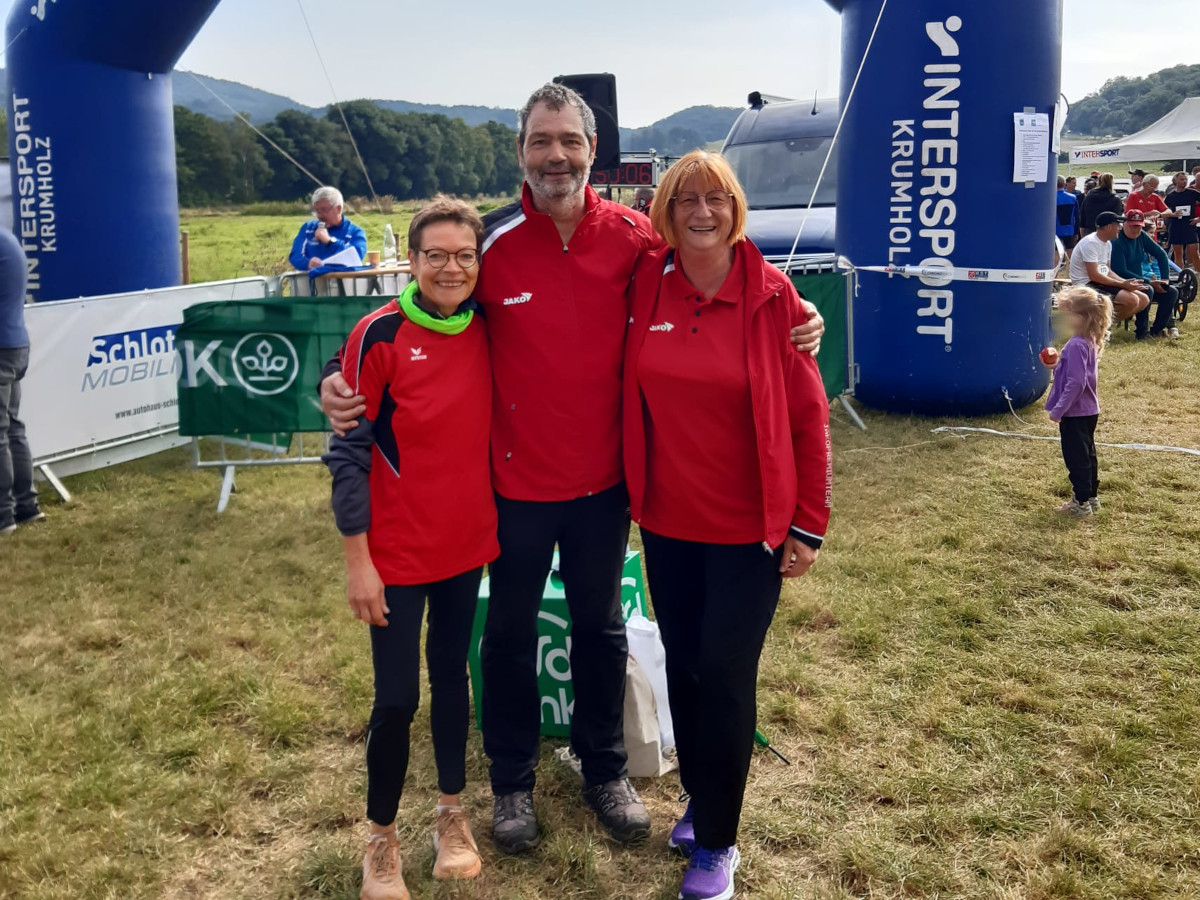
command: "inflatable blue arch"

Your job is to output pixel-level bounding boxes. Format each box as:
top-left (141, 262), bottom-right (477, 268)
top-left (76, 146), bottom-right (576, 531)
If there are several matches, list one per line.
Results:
top-left (6, 0), bottom-right (222, 305)
top-left (8, 0), bottom-right (1062, 417)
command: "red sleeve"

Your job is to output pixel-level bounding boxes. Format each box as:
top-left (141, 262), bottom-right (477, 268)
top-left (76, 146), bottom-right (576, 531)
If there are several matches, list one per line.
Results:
top-left (1123, 195), bottom-right (1136, 213)
top-left (783, 283), bottom-right (832, 547)
top-left (1154, 194), bottom-right (1168, 213)
top-left (339, 311), bottom-right (394, 421)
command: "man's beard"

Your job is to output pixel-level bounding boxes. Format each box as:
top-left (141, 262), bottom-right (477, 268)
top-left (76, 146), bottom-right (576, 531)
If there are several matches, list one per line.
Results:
top-left (526, 162), bottom-right (590, 203)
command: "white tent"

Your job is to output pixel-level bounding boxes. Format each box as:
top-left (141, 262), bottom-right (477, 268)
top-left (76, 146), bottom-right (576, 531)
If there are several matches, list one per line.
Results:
top-left (1071, 97), bottom-right (1200, 166)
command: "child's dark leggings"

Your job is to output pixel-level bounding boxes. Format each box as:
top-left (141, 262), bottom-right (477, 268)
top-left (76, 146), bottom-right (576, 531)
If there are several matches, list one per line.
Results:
top-left (365, 567), bottom-right (481, 826)
top-left (1059, 414), bottom-right (1099, 503)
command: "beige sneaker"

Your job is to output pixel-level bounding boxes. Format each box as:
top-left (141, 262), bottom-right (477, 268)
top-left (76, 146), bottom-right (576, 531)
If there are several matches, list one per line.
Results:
top-left (361, 831), bottom-right (409, 900)
top-left (433, 806), bottom-right (482, 879)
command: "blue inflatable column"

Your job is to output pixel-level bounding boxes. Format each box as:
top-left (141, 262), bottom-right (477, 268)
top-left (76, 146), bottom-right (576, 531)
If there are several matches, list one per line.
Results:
top-left (828, 0), bottom-right (1062, 415)
top-left (7, 0), bottom-right (222, 303)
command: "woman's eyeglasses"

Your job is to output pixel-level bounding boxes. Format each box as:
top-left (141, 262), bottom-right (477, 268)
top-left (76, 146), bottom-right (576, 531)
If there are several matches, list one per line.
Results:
top-left (416, 249), bottom-right (479, 269)
top-left (672, 191), bottom-right (733, 212)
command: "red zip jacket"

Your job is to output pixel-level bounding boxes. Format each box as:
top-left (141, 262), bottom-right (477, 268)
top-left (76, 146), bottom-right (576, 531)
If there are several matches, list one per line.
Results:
top-left (479, 183), bottom-right (660, 501)
top-left (623, 241), bottom-right (832, 550)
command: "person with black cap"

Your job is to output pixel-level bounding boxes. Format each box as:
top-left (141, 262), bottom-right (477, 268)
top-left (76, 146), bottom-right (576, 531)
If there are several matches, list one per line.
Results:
top-left (1129, 169), bottom-right (1146, 194)
top-left (1111, 210), bottom-right (1179, 340)
top-left (1068, 210), bottom-right (1150, 328)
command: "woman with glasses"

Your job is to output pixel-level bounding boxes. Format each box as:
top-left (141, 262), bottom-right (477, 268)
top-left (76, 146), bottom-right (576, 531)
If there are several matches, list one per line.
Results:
top-left (622, 151), bottom-right (832, 900)
top-left (324, 196), bottom-right (495, 899)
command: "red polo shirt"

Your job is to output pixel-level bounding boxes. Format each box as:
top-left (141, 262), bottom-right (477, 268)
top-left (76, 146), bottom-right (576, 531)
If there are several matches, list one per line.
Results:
top-left (1125, 190), bottom-right (1167, 218)
top-left (635, 250), bottom-right (764, 543)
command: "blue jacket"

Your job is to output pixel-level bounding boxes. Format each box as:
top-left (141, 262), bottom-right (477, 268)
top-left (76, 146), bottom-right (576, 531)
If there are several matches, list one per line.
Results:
top-left (288, 217), bottom-right (368, 271)
top-left (1055, 189), bottom-right (1078, 238)
top-left (0, 229), bottom-right (29, 349)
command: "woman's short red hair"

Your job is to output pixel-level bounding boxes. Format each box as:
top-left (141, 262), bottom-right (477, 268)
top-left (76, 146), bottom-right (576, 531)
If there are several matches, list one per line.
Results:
top-left (650, 150), bottom-right (748, 248)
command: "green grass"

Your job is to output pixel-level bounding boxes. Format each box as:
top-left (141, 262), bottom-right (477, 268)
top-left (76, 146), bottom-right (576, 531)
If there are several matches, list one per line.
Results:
top-left (3, 224), bottom-right (1200, 896)
top-left (180, 212), bottom-right (419, 285)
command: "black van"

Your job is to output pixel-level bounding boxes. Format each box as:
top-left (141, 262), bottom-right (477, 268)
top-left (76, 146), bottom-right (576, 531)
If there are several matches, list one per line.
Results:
top-left (721, 93), bottom-right (838, 270)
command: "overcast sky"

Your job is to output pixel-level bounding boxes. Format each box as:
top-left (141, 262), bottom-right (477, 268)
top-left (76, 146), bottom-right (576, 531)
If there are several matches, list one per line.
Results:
top-left (6, 0), bottom-right (1194, 127)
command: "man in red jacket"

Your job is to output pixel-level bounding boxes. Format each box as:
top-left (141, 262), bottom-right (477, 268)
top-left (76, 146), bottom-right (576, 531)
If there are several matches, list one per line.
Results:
top-left (320, 83), bottom-right (826, 855)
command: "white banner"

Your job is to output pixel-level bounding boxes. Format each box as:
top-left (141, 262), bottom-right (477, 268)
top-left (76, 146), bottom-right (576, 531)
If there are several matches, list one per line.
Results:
top-left (23, 279), bottom-right (270, 463)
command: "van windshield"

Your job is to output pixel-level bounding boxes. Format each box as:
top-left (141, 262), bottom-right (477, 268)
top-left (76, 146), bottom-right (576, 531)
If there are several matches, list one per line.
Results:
top-left (724, 137), bottom-right (838, 209)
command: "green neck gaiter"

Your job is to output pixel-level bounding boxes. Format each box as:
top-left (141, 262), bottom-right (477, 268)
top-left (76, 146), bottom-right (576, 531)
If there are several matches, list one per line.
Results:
top-left (396, 280), bottom-right (474, 335)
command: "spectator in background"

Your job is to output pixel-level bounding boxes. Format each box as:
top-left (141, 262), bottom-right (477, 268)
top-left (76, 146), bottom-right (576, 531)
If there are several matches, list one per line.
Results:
top-left (1190, 166), bottom-right (1200, 188)
top-left (1080, 173), bottom-right (1123, 236)
top-left (1111, 210), bottom-right (1179, 340)
top-left (1125, 174), bottom-right (1168, 228)
top-left (1066, 175), bottom-right (1084, 208)
top-left (1068, 210), bottom-right (1149, 329)
top-left (1056, 175), bottom-right (1081, 258)
top-left (1129, 168), bottom-right (1145, 194)
top-left (631, 187), bottom-right (655, 217)
top-left (289, 186), bottom-right (368, 271)
top-left (1163, 171), bottom-right (1200, 270)
top-left (0, 228), bottom-right (43, 536)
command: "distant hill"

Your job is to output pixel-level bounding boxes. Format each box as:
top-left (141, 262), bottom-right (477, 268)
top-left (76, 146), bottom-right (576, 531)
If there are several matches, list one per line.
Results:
top-left (1068, 64), bottom-right (1200, 137)
top-left (170, 71), bottom-right (740, 151)
top-left (171, 72), bottom-right (315, 122)
top-left (621, 105), bottom-right (743, 155)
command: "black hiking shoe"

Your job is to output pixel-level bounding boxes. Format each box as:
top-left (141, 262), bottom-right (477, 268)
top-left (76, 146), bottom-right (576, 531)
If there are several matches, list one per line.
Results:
top-left (582, 777), bottom-right (651, 844)
top-left (492, 790), bottom-right (540, 855)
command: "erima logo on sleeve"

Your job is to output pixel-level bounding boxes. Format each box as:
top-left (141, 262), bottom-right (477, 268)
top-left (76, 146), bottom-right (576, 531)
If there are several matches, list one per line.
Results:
top-left (648, 322), bottom-right (675, 332)
top-left (410, 347), bottom-right (427, 361)
top-left (502, 292), bottom-right (533, 306)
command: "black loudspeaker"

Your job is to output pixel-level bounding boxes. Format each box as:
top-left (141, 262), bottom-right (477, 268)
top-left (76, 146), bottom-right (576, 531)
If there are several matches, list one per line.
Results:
top-left (554, 73), bottom-right (621, 171)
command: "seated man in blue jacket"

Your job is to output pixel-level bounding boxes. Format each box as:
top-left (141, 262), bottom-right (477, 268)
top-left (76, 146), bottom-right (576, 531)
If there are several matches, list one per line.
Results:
top-left (1110, 210), bottom-right (1180, 340)
top-left (289, 186), bottom-right (368, 271)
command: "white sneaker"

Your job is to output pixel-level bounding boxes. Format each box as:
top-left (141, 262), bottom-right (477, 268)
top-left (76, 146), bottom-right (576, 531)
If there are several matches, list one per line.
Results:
top-left (1057, 499), bottom-right (1092, 518)
top-left (1088, 497), bottom-right (1101, 514)
top-left (1168, 327), bottom-right (1180, 339)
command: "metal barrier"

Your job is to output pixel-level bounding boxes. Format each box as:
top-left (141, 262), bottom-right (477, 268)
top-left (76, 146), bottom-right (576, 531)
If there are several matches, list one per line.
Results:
top-left (190, 432), bottom-right (332, 513)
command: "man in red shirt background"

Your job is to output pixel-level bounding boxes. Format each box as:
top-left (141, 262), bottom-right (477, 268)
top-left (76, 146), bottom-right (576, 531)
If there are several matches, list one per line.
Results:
top-left (1124, 173), bottom-right (1168, 229)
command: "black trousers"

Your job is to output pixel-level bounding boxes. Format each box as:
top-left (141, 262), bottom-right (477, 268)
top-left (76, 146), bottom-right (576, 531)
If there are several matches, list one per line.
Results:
top-left (1135, 284), bottom-right (1178, 336)
top-left (1059, 414), bottom-right (1099, 504)
top-left (641, 529), bottom-right (783, 850)
top-left (481, 483), bottom-right (630, 794)
top-left (365, 567), bottom-right (482, 826)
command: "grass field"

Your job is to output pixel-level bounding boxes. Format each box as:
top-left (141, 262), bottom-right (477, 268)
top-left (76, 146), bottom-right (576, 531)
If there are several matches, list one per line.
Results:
top-left (3, 220), bottom-right (1200, 898)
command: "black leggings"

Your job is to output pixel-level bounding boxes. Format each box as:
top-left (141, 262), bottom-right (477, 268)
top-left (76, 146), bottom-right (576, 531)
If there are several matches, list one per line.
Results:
top-left (365, 567), bottom-right (482, 827)
top-left (1059, 414), bottom-right (1099, 504)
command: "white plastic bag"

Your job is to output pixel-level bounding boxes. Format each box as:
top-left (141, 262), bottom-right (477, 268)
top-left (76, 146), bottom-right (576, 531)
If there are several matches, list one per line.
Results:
top-left (625, 615), bottom-right (675, 751)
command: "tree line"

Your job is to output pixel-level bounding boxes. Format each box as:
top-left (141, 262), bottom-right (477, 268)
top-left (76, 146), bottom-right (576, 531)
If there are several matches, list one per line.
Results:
top-left (1068, 64), bottom-right (1200, 138)
top-left (174, 102), bottom-right (524, 207)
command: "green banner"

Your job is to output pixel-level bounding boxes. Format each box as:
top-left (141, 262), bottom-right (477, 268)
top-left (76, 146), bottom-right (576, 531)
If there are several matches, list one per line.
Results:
top-left (791, 271), bottom-right (849, 400)
top-left (176, 296), bottom-right (385, 436)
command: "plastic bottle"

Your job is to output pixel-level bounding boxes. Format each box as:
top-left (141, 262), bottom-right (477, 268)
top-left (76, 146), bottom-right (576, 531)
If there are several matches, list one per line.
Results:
top-left (382, 224), bottom-right (397, 263)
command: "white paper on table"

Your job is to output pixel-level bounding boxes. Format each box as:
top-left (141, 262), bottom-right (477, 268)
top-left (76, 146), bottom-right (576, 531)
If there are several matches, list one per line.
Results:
top-left (1012, 112), bottom-right (1050, 184)
top-left (321, 247), bottom-right (363, 267)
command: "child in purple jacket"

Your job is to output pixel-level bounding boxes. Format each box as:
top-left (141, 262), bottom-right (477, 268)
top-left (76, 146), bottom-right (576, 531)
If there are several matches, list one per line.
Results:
top-left (1043, 286), bottom-right (1113, 518)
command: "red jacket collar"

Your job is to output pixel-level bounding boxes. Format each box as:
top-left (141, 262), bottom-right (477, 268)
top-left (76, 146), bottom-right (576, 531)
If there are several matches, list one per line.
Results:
top-left (658, 240), bottom-right (786, 309)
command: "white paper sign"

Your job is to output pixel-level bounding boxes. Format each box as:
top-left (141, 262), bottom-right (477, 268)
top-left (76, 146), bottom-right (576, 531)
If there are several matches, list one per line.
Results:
top-left (322, 247), bottom-right (363, 267)
top-left (1013, 112), bottom-right (1050, 183)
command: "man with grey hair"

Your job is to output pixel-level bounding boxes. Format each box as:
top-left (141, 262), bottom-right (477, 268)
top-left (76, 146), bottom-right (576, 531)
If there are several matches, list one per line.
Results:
top-left (288, 186), bottom-right (368, 271)
top-left (318, 83), bottom-right (825, 858)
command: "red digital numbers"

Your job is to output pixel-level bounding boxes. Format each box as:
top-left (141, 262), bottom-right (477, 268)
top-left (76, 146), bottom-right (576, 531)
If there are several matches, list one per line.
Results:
top-left (591, 162), bottom-right (654, 186)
